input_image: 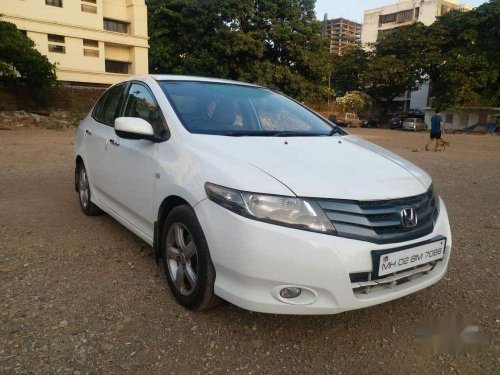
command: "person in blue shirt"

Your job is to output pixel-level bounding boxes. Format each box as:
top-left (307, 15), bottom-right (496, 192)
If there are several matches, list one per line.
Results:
top-left (426, 111), bottom-right (444, 151)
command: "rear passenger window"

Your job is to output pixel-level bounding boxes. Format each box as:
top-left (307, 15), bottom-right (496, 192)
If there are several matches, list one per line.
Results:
top-left (93, 83), bottom-right (126, 126)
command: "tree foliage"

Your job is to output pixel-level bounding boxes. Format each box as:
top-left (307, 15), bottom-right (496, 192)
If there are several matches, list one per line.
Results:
top-left (426, 0), bottom-right (499, 109)
top-left (335, 91), bottom-right (367, 114)
top-left (147, 0), bottom-right (331, 101)
top-left (329, 24), bottom-right (430, 114)
top-left (329, 0), bottom-right (499, 112)
top-left (330, 46), bottom-right (368, 96)
top-left (0, 19), bottom-right (56, 87)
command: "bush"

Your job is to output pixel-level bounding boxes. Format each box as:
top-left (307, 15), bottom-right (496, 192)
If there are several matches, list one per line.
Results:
top-left (335, 91), bottom-right (367, 114)
top-left (0, 19), bottom-right (57, 88)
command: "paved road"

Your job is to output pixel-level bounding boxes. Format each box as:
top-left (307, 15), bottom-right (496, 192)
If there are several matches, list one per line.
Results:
top-left (0, 128), bottom-right (498, 374)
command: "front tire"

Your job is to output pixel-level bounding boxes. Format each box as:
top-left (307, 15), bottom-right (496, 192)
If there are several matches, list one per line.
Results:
top-left (161, 205), bottom-right (220, 311)
top-left (76, 162), bottom-right (102, 216)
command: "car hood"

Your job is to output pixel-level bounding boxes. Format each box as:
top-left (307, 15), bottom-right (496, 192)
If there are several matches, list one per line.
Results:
top-left (188, 134), bottom-right (431, 200)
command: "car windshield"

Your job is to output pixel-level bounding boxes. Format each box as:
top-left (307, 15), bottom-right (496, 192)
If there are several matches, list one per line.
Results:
top-left (159, 81), bottom-right (342, 137)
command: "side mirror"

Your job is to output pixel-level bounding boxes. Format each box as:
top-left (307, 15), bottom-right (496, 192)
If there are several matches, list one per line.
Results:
top-left (114, 117), bottom-right (155, 141)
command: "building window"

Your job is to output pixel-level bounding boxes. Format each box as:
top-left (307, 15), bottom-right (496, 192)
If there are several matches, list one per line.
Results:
top-left (48, 34), bottom-right (65, 43)
top-left (83, 39), bottom-right (99, 48)
top-left (83, 39), bottom-right (99, 57)
top-left (48, 34), bottom-right (65, 54)
top-left (81, 4), bottom-right (97, 13)
top-left (103, 18), bottom-right (129, 33)
top-left (82, 0), bottom-right (97, 3)
top-left (49, 44), bottom-right (66, 54)
top-left (379, 13), bottom-right (397, 25)
top-left (379, 8), bottom-right (419, 26)
top-left (397, 10), bottom-right (414, 23)
top-left (105, 60), bottom-right (129, 74)
top-left (45, 0), bottom-right (63, 7)
top-left (84, 49), bottom-right (99, 57)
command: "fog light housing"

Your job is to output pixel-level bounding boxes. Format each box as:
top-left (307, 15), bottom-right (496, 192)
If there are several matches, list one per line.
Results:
top-left (280, 287), bottom-right (302, 299)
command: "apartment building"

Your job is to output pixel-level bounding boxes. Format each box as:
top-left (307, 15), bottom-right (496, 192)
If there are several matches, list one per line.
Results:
top-left (361, 0), bottom-right (473, 111)
top-left (0, 0), bottom-right (149, 85)
top-left (321, 15), bottom-right (362, 55)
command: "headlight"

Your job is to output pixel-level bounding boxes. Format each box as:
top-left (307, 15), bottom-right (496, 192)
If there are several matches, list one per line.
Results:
top-left (205, 183), bottom-right (336, 235)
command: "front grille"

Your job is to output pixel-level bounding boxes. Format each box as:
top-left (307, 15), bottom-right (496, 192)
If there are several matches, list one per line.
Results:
top-left (350, 261), bottom-right (439, 295)
top-left (316, 187), bottom-right (438, 244)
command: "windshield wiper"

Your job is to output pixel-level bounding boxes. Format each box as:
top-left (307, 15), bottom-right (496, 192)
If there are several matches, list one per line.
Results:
top-left (223, 130), bottom-right (280, 137)
top-left (223, 128), bottom-right (341, 137)
top-left (272, 128), bottom-right (340, 137)
top-left (327, 127), bottom-right (341, 136)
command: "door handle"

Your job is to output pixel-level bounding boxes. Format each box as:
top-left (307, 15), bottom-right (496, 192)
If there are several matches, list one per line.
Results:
top-left (85, 129), bottom-right (92, 135)
top-left (109, 138), bottom-right (120, 146)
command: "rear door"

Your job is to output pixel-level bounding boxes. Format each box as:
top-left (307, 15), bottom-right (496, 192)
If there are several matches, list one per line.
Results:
top-left (84, 83), bottom-right (127, 206)
top-left (103, 82), bottom-right (165, 238)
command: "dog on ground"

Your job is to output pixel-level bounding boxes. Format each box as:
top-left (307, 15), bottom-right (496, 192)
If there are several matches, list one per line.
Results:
top-left (425, 138), bottom-right (450, 151)
top-left (438, 138), bottom-right (450, 150)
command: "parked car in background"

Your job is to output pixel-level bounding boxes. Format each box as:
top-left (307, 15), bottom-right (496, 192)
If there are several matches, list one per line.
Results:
top-left (336, 113), bottom-right (362, 128)
top-left (361, 118), bottom-right (380, 128)
top-left (402, 118), bottom-right (427, 131)
top-left (390, 115), bottom-right (406, 129)
top-left (390, 109), bottom-right (425, 129)
top-left (408, 109), bottom-right (425, 119)
top-left (74, 75), bottom-right (451, 314)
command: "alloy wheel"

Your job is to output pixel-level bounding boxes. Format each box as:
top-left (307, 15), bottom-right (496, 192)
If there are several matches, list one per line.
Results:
top-left (165, 222), bottom-right (199, 296)
top-left (79, 167), bottom-right (90, 208)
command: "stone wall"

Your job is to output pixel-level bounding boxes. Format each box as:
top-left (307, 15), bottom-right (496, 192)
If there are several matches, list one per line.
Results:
top-left (0, 86), bottom-right (106, 114)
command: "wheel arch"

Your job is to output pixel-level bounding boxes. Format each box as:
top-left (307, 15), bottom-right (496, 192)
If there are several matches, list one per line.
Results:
top-left (74, 155), bottom-right (84, 192)
top-left (154, 195), bottom-right (192, 264)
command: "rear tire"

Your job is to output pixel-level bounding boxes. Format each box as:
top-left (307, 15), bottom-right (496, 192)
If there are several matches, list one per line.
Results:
top-left (161, 205), bottom-right (221, 311)
top-left (76, 162), bottom-right (103, 216)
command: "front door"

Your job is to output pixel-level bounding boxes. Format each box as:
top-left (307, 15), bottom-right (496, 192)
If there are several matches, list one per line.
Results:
top-left (84, 83), bottom-right (127, 207)
top-left (104, 82), bottom-right (165, 238)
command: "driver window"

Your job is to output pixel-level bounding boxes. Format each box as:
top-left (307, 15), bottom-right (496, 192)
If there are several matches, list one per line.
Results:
top-left (123, 83), bottom-right (163, 133)
top-left (93, 83), bottom-right (126, 126)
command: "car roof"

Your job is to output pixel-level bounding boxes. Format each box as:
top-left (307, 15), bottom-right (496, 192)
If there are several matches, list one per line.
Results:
top-left (130, 74), bottom-right (262, 88)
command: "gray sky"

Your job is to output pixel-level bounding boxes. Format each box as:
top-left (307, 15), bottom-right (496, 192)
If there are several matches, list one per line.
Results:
top-left (315, 0), bottom-right (488, 22)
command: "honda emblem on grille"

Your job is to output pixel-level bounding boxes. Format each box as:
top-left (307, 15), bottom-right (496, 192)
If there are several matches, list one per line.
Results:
top-left (400, 207), bottom-right (418, 228)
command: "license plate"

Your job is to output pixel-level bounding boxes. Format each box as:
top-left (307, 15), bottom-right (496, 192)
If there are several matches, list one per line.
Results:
top-left (375, 238), bottom-right (446, 277)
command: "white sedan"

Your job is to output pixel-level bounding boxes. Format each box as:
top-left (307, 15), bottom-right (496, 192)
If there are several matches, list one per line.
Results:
top-left (402, 117), bottom-right (428, 131)
top-left (74, 75), bottom-right (452, 314)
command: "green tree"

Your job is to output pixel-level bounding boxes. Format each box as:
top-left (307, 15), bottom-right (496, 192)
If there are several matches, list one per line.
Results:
top-left (361, 23), bottom-right (429, 114)
top-left (330, 46), bottom-right (369, 96)
top-left (364, 1), bottom-right (500, 111)
top-left (0, 19), bottom-right (56, 87)
top-left (147, 0), bottom-right (331, 101)
top-left (426, 0), bottom-right (500, 109)
top-left (361, 55), bottom-right (417, 115)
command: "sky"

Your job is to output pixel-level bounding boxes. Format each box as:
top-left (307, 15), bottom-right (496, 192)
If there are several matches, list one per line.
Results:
top-left (315, 0), bottom-right (488, 22)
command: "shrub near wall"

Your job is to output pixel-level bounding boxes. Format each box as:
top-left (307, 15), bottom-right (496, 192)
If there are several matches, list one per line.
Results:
top-left (0, 86), bottom-right (106, 114)
top-left (0, 89), bottom-right (16, 110)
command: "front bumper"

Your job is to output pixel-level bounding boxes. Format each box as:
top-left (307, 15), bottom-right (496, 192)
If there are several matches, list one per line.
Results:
top-left (195, 198), bottom-right (452, 315)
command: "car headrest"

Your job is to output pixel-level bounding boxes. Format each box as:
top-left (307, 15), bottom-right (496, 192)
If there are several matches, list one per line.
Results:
top-left (212, 101), bottom-right (237, 125)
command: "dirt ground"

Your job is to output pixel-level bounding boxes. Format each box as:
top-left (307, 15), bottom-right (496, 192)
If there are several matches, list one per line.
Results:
top-left (0, 127), bottom-right (499, 374)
